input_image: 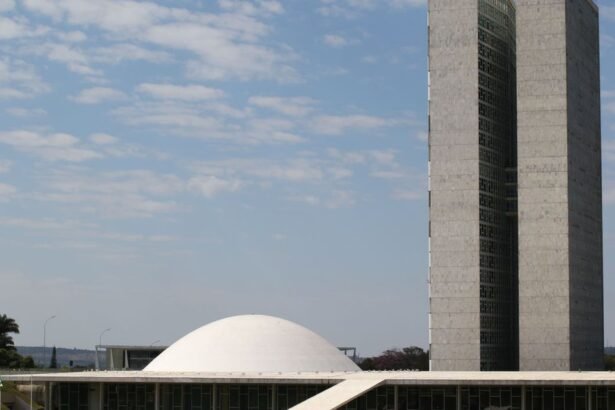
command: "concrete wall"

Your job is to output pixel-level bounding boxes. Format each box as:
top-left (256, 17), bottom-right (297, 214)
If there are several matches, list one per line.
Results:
top-left (516, 0), bottom-right (603, 370)
top-left (565, 0), bottom-right (603, 371)
top-left (428, 0), bottom-right (481, 371)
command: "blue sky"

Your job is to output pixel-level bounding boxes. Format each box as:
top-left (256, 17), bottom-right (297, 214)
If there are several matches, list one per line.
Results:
top-left (0, 0), bottom-right (614, 356)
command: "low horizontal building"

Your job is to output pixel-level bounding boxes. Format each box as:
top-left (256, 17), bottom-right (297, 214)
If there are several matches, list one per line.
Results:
top-left (2, 315), bottom-right (615, 410)
top-left (95, 345), bottom-right (167, 371)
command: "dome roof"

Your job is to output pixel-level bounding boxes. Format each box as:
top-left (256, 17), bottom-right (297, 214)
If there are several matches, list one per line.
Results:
top-left (144, 315), bottom-right (360, 373)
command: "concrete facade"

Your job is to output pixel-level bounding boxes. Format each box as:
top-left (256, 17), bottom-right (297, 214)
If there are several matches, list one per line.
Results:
top-left (428, 0), bottom-right (518, 371)
top-left (516, 0), bottom-right (603, 371)
top-left (428, 0), bottom-right (481, 371)
top-left (429, 0), bottom-right (603, 371)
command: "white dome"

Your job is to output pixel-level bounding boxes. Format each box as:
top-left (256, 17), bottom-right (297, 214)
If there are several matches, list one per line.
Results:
top-left (144, 315), bottom-right (360, 373)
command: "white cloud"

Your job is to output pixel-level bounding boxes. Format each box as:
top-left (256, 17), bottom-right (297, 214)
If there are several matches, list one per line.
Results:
top-left (193, 158), bottom-right (327, 182)
top-left (36, 169), bottom-right (183, 218)
top-left (218, 0), bottom-right (284, 16)
top-left (20, 0), bottom-right (173, 32)
top-left (0, 160), bottom-right (13, 174)
top-left (0, 217), bottom-right (91, 230)
top-left (137, 83), bottom-right (225, 101)
top-left (92, 44), bottom-right (170, 64)
top-left (289, 190), bottom-right (355, 208)
top-left (40, 43), bottom-right (101, 76)
top-left (312, 114), bottom-right (410, 135)
top-left (318, 0), bottom-right (425, 17)
top-left (114, 100), bottom-right (304, 144)
top-left (323, 34), bottom-right (348, 48)
top-left (0, 130), bottom-right (102, 162)
top-left (0, 88), bottom-right (28, 99)
top-left (187, 175), bottom-right (243, 197)
top-left (89, 133), bottom-right (118, 145)
top-left (389, 0), bottom-right (426, 7)
top-left (71, 87), bottom-right (126, 104)
top-left (0, 16), bottom-right (30, 39)
top-left (248, 96), bottom-right (316, 117)
top-left (0, 182), bottom-right (16, 199)
top-left (5, 107), bottom-right (47, 117)
top-left (0, 160), bottom-right (11, 173)
top-left (55, 30), bottom-right (87, 42)
top-left (0, 57), bottom-right (49, 99)
top-left (288, 194), bottom-right (321, 206)
top-left (416, 131), bottom-right (428, 142)
top-left (0, 0), bottom-right (14, 12)
top-left (21, 0), bottom-right (298, 82)
top-left (327, 148), bottom-right (397, 165)
top-left (114, 101), bottom-right (228, 138)
top-left (325, 190), bottom-right (355, 208)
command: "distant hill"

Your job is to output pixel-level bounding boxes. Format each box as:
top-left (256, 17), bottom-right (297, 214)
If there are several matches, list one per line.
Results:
top-left (17, 346), bottom-right (100, 368)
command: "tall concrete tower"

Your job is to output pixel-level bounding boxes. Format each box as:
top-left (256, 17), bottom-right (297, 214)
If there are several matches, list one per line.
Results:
top-left (428, 0), bottom-right (518, 371)
top-left (428, 0), bottom-right (603, 371)
top-left (516, 0), bottom-right (603, 371)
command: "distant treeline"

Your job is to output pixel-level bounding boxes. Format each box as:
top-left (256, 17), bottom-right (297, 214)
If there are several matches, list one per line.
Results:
top-left (17, 346), bottom-right (98, 368)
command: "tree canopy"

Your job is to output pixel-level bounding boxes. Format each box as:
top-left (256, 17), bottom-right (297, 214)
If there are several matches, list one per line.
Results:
top-left (359, 346), bottom-right (429, 371)
top-left (50, 346), bottom-right (58, 369)
top-left (0, 314), bottom-right (20, 350)
top-left (0, 314), bottom-right (36, 369)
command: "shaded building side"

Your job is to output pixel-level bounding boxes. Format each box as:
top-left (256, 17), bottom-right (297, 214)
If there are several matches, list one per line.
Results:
top-left (516, 0), bottom-right (603, 371)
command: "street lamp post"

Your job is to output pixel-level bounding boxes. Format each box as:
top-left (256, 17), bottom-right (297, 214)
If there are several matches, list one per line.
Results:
top-left (43, 315), bottom-right (56, 368)
top-left (96, 328), bottom-right (111, 370)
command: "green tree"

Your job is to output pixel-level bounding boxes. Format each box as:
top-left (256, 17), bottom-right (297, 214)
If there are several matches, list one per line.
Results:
top-left (0, 314), bottom-right (20, 350)
top-left (0, 349), bottom-right (23, 368)
top-left (21, 355), bottom-right (36, 369)
top-left (49, 346), bottom-right (57, 369)
top-left (359, 346), bottom-right (429, 371)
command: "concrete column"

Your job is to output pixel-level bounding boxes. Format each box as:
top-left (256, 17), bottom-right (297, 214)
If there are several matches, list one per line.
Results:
top-left (212, 385), bottom-right (217, 410)
top-left (589, 386), bottom-right (593, 410)
top-left (98, 383), bottom-right (103, 410)
top-left (521, 386), bottom-right (526, 410)
top-left (394, 386), bottom-right (399, 410)
top-left (456, 386), bottom-right (461, 410)
top-left (48, 382), bottom-right (53, 410)
top-left (44, 382), bottom-right (48, 410)
top-left (271, 385), bottom-right (276, 410)
top-left (155, 383), bottom-right (160, 410)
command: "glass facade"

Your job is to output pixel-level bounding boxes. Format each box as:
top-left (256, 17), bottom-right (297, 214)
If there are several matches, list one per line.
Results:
top-left (51, 383), bottom-right (328, 410)
top-left (55, 383), bottom-right (90, 410)
top-left (341, 386), bottom-right (615, 410)
top-left (49, 383), bottom-right (615, 410)
top-left (477, 0), bottom-right (518, 371)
